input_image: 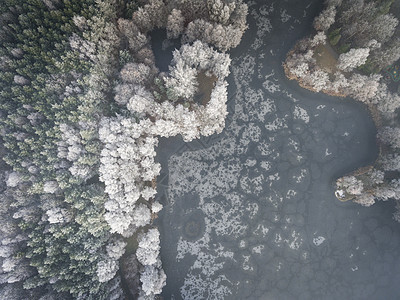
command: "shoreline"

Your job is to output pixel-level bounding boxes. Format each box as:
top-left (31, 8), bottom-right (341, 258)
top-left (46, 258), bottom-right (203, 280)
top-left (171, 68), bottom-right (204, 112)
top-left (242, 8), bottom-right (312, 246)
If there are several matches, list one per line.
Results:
top-left (283, 52), bottom-right (384, 199)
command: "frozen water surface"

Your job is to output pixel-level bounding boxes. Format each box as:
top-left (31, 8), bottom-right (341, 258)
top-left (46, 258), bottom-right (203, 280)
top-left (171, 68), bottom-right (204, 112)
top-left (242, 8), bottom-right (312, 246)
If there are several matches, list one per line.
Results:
top-left (155, 0), bottom-right (400, 299)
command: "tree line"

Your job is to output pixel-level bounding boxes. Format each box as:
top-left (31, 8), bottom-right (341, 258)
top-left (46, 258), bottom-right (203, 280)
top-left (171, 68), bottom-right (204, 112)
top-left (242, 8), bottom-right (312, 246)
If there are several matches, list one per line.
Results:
top-left (0, 0), bottom-right (248, 299)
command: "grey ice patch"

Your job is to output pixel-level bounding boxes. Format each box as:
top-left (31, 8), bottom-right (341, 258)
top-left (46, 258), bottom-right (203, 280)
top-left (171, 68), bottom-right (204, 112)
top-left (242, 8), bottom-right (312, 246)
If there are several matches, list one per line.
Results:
top-left (286, 189), bottom-right (297, 199)
top-left (280, 9), bottom-right (291, 23)
top-left (242, 88), bottom-right (275, 122)
top-left (242, 255), bottom-right (254, 271)
top-left (260, 161), bottom-right (272, 170)
top-left (292, 168), bottom-right (308, 183)
top-left (293, 105), bottom-right (310, 123)
top-left (313, 236), bottom-right (326, 246)
top-left (265, 116), bottom-right (288, 131)
top-left (284, 90), bottom-right (299, 102)
top-left (181, 272), bottom-right (233, 300)
top-left (233, 55), bottom-right (256, 82)
top-left (240, 123), bottom-right (262, 145)
top-left (254, 224), bottom-right (270, 237)
top-left (240, 171), bottom-right (265, 195)
top-left (274, 229), bottom-right (303, 250)
top-left (252, 245), bottom-right (264, 254)
top-left (325, 148), bottom-right (332, 156)
top-left (259, 3), bottom-right (274, 16)
top-left (263, 71), bottom-right (281, 93)
top-left (250, 5), bottom-right (273, 49)
top-left (245, 159), bottom-right (257, 167)
top-left (351, 265), bottom-right (358, 272)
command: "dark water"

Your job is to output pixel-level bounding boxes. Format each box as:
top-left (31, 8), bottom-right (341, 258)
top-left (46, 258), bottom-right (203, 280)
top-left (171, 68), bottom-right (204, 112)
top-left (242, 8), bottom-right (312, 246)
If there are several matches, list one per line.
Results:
top-left (155, 0), bottom-right (400, 299)
top-left (150, 29), bottom-right (181, 72)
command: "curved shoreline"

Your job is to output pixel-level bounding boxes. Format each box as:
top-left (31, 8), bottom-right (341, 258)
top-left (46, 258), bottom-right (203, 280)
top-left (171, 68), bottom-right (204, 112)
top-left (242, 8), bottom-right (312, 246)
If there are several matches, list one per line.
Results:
top-left (283, 50), bottom-right (384, 181)
top-left (157, 0), bottom-right (396, 298)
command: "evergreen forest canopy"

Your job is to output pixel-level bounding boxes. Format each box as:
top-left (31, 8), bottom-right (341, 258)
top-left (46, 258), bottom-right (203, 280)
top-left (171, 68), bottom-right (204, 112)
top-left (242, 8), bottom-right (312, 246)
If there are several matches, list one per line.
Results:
top-left (326, 0), bottom-right (399, 73)
top-left (0, 0), bottom-right (248, 299)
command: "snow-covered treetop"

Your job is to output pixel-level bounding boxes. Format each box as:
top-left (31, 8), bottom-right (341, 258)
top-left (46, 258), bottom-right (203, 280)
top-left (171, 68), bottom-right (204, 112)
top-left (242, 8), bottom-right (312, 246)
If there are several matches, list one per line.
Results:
top-left (136, 228), bottom-right (161, 266)
top-left (337, 48), bottom-right (370, 72)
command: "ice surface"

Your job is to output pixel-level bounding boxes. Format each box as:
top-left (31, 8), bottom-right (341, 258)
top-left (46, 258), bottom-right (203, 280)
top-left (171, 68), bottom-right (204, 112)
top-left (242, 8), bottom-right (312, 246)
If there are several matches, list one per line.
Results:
top-left (156, 0), bottom-right (400, 299)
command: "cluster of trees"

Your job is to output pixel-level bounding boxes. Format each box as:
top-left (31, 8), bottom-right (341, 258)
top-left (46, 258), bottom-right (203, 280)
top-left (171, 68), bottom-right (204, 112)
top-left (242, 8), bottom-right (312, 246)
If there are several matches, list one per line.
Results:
top-left (335, 168), bottom-right (384, 207)
top-left (336, 125), bottom-right (400, 219)
top-left (0, 0), bottom-right (248, 298)
top-left (0, 0), bottom-right (122, 298)
top-left (285, 0), bottom-right (400, 115)
top-left (118, 0), bottom-right (248, 52)
top-left (99, 117), bottom-right (160, 236)
top-left (96, 2), bottom-right (243, 295)
top-left (325, 0), bottom-right (400, 73)
top-left (125, 40), bottom-right (231, 141)
top-left (135, 229), bottom-right (166, 298)
top-left (286, 0), bottom-right (400, 221)
top-left (328, 1), bottom-right (400, 219)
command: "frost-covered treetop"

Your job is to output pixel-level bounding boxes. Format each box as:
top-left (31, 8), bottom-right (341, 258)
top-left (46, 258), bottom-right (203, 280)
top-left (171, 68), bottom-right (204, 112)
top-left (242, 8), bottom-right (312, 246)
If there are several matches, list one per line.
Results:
top-left (337, 48), bottom-right (370, 72)
top-left (164, 40), bottom-right (231, 101)
top-left (0, 0), bottom-right (249, 297)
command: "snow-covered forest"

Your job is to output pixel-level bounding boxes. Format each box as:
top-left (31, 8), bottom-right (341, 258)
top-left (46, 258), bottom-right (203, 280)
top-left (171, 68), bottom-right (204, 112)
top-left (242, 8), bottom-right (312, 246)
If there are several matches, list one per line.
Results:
top-left (2, 0), bottom-right (399, 297)
top-left (0, 0), bottom-right (248, 298)
top-left (285, 0), bottom-right (400, 220)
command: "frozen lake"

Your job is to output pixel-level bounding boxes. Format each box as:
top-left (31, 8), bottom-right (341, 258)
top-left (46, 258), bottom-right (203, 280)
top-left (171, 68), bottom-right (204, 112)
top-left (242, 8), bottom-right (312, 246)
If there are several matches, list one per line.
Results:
top-left (154, 0), bottom-right (400, 298)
